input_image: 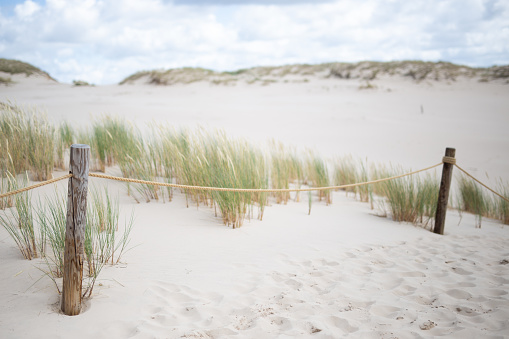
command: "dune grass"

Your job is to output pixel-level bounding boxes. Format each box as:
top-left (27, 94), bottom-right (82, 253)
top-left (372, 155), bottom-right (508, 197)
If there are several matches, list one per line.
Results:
top-left (495, 182), bottom-right (509, 225)
top-left (27, 112), bottom-right (55, 181)
top-left (454, 174), bottom-right (507, 228)
top-left (0, 103), bottom-right (55, 180)
top-left (0, 58), bottom-right (54, 80)
top-left (0, 76), bottom-right (14, 85)
top-left (334, 156), bottom-right (373, 205)
top-left (0, 172), bottom-right (38, 259)
top-left (372, 165), bottom-right (439, 229)
top-left (1, 104), bottom-right (504, 230)
top-left (55, 121), bottom-right (75, 170)
top-left (0, 167), bottom-right (14, 210)
top-left (457, 174), bottom-right (489, 228)
top-left (4, 184), bottom-right (136, 296)
top-left (306, 152), bottom-right (331, 205)
top-left (37, 190), bottom-right (67, 277)
top-left (270, 141), bottom-right (304, 204)
top-left (333, 155), bottom-right (357, 196)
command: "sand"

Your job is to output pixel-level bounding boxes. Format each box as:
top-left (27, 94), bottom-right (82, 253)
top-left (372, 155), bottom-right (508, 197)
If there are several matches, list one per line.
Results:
top-left (1, 74), bottom-right (509, 338)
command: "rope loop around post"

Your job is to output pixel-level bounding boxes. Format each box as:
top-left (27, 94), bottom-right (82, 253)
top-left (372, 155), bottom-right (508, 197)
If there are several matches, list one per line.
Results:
top-left (442, 156), bottom-right (456, 165)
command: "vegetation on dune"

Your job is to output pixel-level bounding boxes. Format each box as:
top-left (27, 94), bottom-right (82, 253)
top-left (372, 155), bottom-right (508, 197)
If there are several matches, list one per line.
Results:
top-left (118, 61), bottom-right (509, 86)
top-left (0, 58), bottom-right (507, 87)
top-left (455, 174), bottom-right (509, 227)
top-left (0, 58), bottom-right (55, 80)
top-left (270, 141), bottom-right (304, 204)
top-left (0, 76), bottom-right (14, 85)
top-left (379, 169), bottom-right (439, 229)
top-left (1, 104), bottom-right (507, 230)
top-left (72, 80), bottom-right (94, 86)
top-left (0, 176), bottom-right (134, 295)
top-left (0, 103), bottom-right (55, 181)
top-left (0, 172), bottom-right (37, 259)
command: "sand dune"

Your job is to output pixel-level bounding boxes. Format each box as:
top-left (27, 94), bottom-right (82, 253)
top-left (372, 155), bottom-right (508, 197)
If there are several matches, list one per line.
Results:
top-left (1, 71), bottom-right (508, 338)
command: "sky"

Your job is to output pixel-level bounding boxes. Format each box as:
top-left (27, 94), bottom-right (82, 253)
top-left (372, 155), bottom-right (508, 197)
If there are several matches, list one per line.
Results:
top-left (0, 0), bottom-right (508, 85)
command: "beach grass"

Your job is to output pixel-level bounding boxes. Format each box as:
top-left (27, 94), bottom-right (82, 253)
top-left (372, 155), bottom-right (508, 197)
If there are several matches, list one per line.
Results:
top-left (270, 141), bottom-right (304, 204)
top-left (457, 174), bottom-right (490, 228)
top-left (0, 172), bottom-right (38, 259)
top-left (495, 181), bottom-right (509, 225)
top-left (0, 76), bottom-right (13, 85)
top-left (333, 155), bottom-right (357, 196)
top-left (306, 152), bottom-right (331, 205)
top-left (84, 186), bottom-right (134, 296)
top-left (0, 105), bottom-right (501, 230)
top-left (378, 167), bottom-right (439, 229)
top-left (0, 167), bottom-right (14, 209)
top-left (0, 103), bottom-right (55, 180)
top-left (55, 121), bottom-right (74, 170)
top-left (456, 175), bottom-right (509, 227)
top-left (34, 185), bottom-right (134, 295)
top-left (37, 190), bottom-right (67, 277)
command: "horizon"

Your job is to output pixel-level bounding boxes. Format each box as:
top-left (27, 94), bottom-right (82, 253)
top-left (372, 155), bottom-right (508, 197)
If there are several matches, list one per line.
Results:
top-left (1, 0), bottom-right (508, 85)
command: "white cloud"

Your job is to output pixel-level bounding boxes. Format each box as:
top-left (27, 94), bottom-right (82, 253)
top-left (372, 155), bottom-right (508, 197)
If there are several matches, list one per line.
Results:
top-left (0, 0), bottom-right (507, 84)
top-left (14, 0), bottom-right (40, 19)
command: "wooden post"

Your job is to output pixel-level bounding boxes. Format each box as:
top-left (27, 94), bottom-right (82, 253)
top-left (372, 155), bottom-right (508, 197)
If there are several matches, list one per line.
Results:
top-left (61, 144), bottom-right (90, 316)
top-left (433, 147), bottom-right (455, 235)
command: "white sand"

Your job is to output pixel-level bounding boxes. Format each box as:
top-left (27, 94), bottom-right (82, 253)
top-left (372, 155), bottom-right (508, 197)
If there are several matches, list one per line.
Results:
top-left (1, 74), bottom-right (509, 338)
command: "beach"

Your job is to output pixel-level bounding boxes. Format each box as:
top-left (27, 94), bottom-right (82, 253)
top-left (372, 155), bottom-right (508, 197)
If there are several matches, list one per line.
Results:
top-left (1, 71), bottom-right (509, 338)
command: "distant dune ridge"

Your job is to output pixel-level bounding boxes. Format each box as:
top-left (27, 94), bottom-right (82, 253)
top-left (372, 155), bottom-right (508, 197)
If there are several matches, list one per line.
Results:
top-left (119, 61), bottom-right (509, 86)
top-left (0, 58), bottom-right (56, 84)
top-left (1, 58), bottom-right (508, 86)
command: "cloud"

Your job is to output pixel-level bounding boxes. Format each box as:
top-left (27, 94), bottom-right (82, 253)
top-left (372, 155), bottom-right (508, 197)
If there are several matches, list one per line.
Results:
top-left (0, 0), bottom-right (507, 84)
top-left (14, 0), bottom-right (40, 19)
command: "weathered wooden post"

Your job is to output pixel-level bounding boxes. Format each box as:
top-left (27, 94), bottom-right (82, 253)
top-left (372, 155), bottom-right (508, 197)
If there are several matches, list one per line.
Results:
top-left (61, 144), bottom-right (90, 315)
top-left (433, 147), bottom-right (456, 235)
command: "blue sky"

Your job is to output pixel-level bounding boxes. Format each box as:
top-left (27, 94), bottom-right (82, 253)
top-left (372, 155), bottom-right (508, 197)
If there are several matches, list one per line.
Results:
top-left (0, 0), bottom-right (508, 84)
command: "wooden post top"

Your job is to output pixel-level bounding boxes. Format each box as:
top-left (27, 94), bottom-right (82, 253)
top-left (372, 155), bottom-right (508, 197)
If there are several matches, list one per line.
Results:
top-left (71, 144), bottom-right (90, 149)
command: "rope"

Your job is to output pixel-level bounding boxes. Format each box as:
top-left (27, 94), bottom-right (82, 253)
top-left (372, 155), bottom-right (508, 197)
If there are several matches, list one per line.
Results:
top-left (454, 164), bottom-right (509, 203)
top-left (442, 156), bottom-right (456, 165)
top-left (2, 159), bottom-right (506, 205)
top-left (0, 173), bottom-right (72, 199)
top-left (89, 162), bottom-right (443, 193)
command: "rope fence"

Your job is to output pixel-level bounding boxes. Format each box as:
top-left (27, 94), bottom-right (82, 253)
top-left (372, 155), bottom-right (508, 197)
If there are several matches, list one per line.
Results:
top-left (454, 164), bottom-right (509, 203)
top-left (0, 159), bottom-right (507, 203)
top-left (0, 173), bottom-right (72, 199)
top-left (89, 162), bottom-right (443, 193)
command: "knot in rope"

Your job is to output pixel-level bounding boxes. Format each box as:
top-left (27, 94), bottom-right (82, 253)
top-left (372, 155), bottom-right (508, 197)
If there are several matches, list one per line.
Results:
top-left (442, 156), bottom-right (456, 165)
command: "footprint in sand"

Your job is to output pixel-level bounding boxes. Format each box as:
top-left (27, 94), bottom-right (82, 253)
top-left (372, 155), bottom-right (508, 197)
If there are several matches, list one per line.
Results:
top-left (454, 306), bottom-right (480, 317)
top-left (269, 316), bottom-right (293, 331)
top-left (379, 277), bottom-right (404, 291)
top-left (482, 289), bottom-right (508, 297)
top-left (399, 271), bottom-right (426, 278)
top-left (270, 271), bottom-right (286, 282)
top-left (343, 252), bottom-right (357, 259)
top-left (407, 295), bottom-right (437, 306)
top-left (369, 305), bottom-right (402, 318)
top-left (309, 270), bottom-right (325, 277)
top-left (445, 289), bottom-right (472, 300)
top-left (451, 267), bottom-right (473, 275)
top-left (392, 284), bottom-right (417, 296)
top-left (327, 316), bottom-right (358, 333)
top-left (284, 278), bottom-right (303, 289)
